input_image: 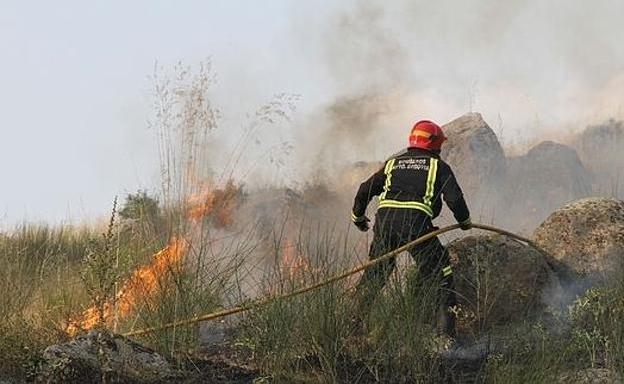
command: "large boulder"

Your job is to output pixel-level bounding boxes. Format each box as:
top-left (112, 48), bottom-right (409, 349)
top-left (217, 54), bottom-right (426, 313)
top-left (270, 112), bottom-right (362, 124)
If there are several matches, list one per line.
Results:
top-left (37, 331), bottom-right (174, 384)
top-left (441, 113), bottom-right (506, 203)
top-left (533, 197), bottom-right (624, 277)
top-left (448, 234), bottom-right (555, 336)
top-left (505, 141), bottom-right (592, 232)
top-left (571, 119), bottom-right (624, 199)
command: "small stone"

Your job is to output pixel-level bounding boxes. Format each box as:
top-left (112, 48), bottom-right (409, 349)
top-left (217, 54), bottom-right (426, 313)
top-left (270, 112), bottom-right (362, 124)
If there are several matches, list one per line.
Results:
top-left (37, 331), bottom-right (174, 384)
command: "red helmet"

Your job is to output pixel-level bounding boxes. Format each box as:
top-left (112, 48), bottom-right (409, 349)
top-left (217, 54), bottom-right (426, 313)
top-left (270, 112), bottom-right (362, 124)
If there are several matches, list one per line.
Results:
top-left (408, 120), bottom-right (447, 150)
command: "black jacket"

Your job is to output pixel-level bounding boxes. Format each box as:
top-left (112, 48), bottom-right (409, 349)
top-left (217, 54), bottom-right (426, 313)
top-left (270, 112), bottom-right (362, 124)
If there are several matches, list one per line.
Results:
top-left (351, 148), bottom-right (470, 225)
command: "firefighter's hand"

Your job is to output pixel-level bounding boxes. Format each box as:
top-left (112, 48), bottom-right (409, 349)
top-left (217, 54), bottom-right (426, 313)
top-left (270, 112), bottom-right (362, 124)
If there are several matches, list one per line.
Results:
top-left (353, 216), bottom-right (370, 232)
top-left (459, 218), bottom-right (472, 230)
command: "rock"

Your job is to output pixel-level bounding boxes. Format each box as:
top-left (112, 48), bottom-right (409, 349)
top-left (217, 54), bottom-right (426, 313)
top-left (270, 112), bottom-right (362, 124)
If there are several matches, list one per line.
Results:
top-left (37, 331), bottom-right (174, 384)
top-left (533, 197), bottom-right (624, 277)
top-left (441, 113), bottom-right (506, 207)
top-left (505, 141), bottom-right (592, 232)
top-left (572, 119), bottom-right (624, 199)
top-left (448, 234), bottom-right (555, 336)
top-left (558, 368), bottom-right (622, 384)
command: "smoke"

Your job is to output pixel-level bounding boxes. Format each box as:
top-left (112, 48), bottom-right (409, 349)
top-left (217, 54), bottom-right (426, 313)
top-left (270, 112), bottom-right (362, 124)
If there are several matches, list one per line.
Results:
top-left (110, 3), bottom-right (624, 354)
top-left (166, 1), bottom-right (624, 192)
top-left (144, 0), bottom-right (624, 237)
top-left (144, 0), bottom-right (624, 286)
top-left (122, 2), bottom-right (624, 360)
top-left (292, 0), bottom-right (624, 170)
top-left (272, 0), bottom-right (624, 238)
top-left (323, 1), bottom-right (408, 91)
top-left (291, 2), bottom-right (410, 175)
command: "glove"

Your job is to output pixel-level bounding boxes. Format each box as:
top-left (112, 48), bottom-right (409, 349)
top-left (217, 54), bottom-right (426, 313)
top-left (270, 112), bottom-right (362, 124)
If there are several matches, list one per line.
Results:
top-left (459, 218), bottom-right (472, 231)
top-left (353, 215), bottom-right (370, 232)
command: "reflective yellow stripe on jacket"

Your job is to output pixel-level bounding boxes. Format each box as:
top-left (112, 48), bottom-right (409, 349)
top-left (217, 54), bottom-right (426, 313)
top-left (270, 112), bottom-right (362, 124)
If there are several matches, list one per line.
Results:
top-left (378, 200), bottom-right (434, 216)
top-left (378, 158), bottom-right (438, 217)
top-left (423, 158), bottom-right (438, 207)
top-left (379, 158), bottom-right (395, 201)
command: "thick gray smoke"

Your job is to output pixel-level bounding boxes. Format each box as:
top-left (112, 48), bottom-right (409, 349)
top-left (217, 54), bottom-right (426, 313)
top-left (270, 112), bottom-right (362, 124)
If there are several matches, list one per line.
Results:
top-left (281, 0), bottom-right (624, 236)
top-left (294, 0), bottom-right (624, 173)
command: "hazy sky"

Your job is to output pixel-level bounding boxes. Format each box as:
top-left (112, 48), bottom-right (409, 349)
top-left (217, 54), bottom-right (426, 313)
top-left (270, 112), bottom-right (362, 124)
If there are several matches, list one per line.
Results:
top-left (1, 0), bottom-right (623, 226)
top-left (0, 0), bottom-right (332, 226)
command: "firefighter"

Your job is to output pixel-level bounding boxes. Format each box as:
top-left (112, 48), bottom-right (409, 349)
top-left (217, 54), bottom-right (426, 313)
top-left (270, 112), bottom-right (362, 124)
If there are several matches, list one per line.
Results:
top-left (351, 119), bottom-right (471, 337)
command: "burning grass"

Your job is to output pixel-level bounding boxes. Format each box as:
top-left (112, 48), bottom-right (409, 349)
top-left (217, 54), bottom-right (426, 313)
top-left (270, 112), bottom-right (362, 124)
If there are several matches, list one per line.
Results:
top-left (3, 60), bottom-right (624, 383)
top-left (66, 236), bottom-right (189, 335)
top-left (64, 179), bottom-right (242, 338)
top-left (3, 203), bottom-right (624, 383)
top-left (0, 185), bottom-right (247, 379)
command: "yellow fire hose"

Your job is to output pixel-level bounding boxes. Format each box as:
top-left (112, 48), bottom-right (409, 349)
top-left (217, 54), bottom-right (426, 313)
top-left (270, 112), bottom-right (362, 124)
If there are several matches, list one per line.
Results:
top-left (122, 223), bottom-right (544, 338)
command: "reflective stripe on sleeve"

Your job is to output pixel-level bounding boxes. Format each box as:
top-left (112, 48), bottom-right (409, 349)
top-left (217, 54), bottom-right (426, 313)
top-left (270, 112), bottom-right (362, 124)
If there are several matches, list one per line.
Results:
top-left (423, 158), bottom-right (438, 207)
top-left (442, 266), bottom-right (453, 277)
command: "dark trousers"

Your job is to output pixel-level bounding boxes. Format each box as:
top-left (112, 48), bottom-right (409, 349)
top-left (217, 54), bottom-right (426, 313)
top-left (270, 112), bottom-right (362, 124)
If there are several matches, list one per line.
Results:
top-left (354, 208), bottom-right (457, 336)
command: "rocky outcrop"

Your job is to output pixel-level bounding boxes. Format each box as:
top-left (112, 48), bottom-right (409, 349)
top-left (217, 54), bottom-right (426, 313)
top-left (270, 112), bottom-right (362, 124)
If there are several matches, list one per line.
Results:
top-left (504, 141), bottom-right (592, 232)
top-left (448, 234), bottom-right (555, 336)
top-left (37, 331), bottom-right (174, 384)
top-left (533, 197), bottom-right (624, 277)
top-left (441, 113), bottom-right (506, 201)
top-left (571, 119), bottom-right (624, 198)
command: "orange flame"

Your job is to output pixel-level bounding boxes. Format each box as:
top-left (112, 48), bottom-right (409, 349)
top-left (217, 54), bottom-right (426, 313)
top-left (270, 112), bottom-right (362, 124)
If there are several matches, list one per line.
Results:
top-left (279, 236), bottom-right (312, 281)
top-left (67, 237), bottom-right (188, 335)
top-left (187, 180), bottom-right (239, 228)
top-left (67, 181), bottom-right (240, 336)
